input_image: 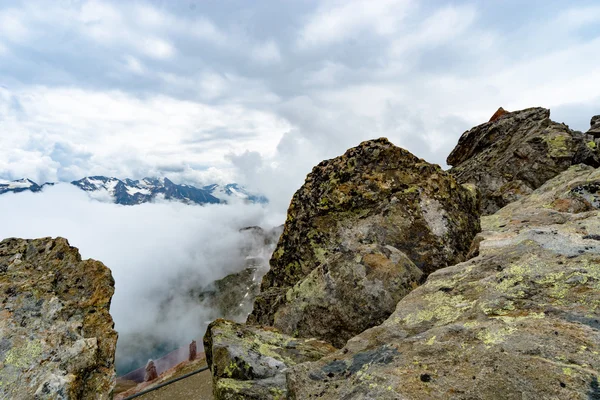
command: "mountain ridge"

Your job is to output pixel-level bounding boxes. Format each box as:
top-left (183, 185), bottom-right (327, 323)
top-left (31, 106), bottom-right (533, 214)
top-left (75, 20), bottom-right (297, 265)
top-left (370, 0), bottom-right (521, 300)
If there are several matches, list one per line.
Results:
top-left (0, 176), bottom-right (266, 206)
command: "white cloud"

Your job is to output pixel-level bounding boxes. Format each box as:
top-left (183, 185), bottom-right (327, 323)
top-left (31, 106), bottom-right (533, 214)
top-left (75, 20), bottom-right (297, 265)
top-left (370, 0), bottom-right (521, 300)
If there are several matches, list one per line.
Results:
top-left (0, 85), bottom-right (290, 184)
top-left (252, 39), bottom-right (282, 64)
top-left (390, 5), bottom-right (477, 56)
top-left (558, 5), bottom-right (600, 29)
top-left (298, 0), bottom-right (412, 48)
top-left (0, 8), bottom-right (31, 42)
top-left (0, 184), bottom-right (276, 371)
top-left (123, 55), bottom-right (145, 74)
top-left (139, 36), bottom-right (175, 59)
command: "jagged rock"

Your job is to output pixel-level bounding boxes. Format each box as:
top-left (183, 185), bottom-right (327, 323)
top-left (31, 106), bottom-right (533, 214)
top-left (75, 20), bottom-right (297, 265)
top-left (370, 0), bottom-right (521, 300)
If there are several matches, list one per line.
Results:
top-left (0, 237), bottom-right (117, 399)
top-left (588, 115), bottom-right (600, 137)
top-left (287, 164), bottom-right (600, 399)
top-left (448, 107), bottom-right (600, 215)
top-left (203, 319), bottom-right (335, 399)
top-left (488, 106), bottom-right (508, 122)
top-left (248, 138), bottom-right (480, 347)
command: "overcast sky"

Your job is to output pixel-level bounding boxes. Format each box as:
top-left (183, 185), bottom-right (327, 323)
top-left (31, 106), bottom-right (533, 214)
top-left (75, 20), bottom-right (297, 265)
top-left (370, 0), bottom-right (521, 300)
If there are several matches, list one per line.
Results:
top-left (1, 0), bottom-right (600, 210)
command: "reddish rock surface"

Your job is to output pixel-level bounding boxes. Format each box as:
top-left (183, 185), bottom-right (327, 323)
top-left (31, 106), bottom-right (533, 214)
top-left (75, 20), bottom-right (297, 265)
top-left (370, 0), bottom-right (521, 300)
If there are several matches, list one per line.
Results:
top-left (489, 106), bottom-right (508, 122)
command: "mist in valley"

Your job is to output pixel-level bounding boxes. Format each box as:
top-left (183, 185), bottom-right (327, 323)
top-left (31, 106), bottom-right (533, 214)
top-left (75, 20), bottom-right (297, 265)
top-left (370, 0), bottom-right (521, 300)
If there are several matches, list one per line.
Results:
top-left (0, 184), bottom-right (283, 373)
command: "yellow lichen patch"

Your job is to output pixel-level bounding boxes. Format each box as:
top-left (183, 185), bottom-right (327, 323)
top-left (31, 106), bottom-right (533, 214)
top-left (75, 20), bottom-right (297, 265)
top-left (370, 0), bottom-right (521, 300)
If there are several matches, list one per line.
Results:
top-left (492, 312), bottom-right (545, 324)
top-left (425, 336), bottom-right (436, 346)
top-left (477, 326), bottom-right (516, 346)
top-left (3, 340), bottom-right (43, 370)
top-left (545, 134), bottom-right (571, 158)
top-left (402, 292), bottom-right (474, 327)
top-left (587, 141), bottom-right (597, 150)
top-left (490, 263), bottom-right (530, 298)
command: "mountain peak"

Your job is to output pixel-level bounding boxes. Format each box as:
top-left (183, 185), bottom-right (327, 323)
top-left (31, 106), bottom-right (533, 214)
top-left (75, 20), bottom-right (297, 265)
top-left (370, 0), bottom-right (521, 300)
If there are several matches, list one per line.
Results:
top-left (0, 176), bottom-right (267, 206)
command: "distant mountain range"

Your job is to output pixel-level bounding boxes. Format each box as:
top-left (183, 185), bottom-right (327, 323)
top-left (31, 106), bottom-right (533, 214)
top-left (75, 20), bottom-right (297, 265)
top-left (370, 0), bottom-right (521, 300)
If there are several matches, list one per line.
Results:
top-left (0, 176), bottom-right (267, 206)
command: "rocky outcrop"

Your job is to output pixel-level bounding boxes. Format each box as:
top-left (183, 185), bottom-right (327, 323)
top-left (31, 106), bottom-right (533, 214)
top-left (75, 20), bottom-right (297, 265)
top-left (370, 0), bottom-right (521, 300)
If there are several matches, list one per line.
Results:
top-left (588, 115), bottom-right (600, 137)
top-left (287, 164), bottom-right (600, 399)
top-left (248, 138), bottom-right (480, 347)
top-left (488, 106), bottom-right (508, 122)
top-left (0, 237), bottom-right (117, 399)
top-left (203, 319), bottom-right (335, 399)
top-left (448, 107), bottom-right (600, 215)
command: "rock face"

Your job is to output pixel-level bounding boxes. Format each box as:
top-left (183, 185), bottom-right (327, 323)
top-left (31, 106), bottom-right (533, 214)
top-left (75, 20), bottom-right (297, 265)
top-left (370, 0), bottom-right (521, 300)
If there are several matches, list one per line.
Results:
top-left (589, 115), bottom-right (600, 137)
top-left (0, 237), bottom-right (117, 399)
top-left (248, 138), bottom-right (480, 347)
top-left (448, 107), bottom-right (599, 215)
top-left (287, 164), bottom-right (600, 399)
top-left (203, 319), bottom-right (335, 399)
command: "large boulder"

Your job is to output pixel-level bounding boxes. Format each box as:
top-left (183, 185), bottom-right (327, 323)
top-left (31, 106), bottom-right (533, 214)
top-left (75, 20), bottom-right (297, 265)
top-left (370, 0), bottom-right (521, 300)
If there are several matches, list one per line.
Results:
top-left (248, 138), bottom-right (480, 347)
top-left (203, 319), bottom-right (335, 399)
top-left (0, 237), bottom-right (117, 399)
top-left (447, 107), bottom-right (600, 215)
top-left (287, 164), bottom-right (600, 399)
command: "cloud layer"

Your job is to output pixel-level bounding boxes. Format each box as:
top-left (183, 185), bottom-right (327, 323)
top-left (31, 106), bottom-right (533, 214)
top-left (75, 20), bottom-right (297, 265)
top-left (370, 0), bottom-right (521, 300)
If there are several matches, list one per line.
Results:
top-left (1, 0), bottom-right (599, 212)
top-left (0, 185), bottom-right (275, 371)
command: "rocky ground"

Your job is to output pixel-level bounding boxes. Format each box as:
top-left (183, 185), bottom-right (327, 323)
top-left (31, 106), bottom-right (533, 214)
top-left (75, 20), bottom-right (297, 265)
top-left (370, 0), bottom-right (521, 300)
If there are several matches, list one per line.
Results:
top-left (3, 107), bottom-right (600, 399)
top-left (204, 108), bottom-right (600, 399)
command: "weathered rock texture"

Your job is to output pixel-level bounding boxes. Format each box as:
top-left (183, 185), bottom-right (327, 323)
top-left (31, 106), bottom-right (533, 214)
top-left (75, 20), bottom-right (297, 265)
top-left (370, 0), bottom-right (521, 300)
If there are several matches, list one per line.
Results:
top-left (287, 164), bottom-right (600, 399)
top-left (588, 115), bottom-right (600, 137)
top-left (448, 107), bottom-right (600, 215)
top-left (203, 319), bottom-right (335, 399)
top-left (248, 138), bottom-right (480, 347)
top-left (0, 237), bottom-right (117, 399)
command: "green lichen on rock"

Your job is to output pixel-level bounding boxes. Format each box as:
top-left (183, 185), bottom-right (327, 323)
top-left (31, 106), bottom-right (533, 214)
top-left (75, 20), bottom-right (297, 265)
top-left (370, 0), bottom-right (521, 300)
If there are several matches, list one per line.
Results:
top-left (286, 166), bottom-right (600, 399)
top-left (248, 138), bottom-right (480, 347)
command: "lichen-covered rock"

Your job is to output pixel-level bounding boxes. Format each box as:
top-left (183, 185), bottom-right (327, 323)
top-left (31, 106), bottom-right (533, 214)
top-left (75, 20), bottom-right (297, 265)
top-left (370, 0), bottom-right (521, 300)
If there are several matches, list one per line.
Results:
top-left (448, 107), bottom-right (600, 215)
top-left (203, 319), bottom-right (335, 399)
top-left (0, 237), bottom-right (117, 399)
top-left (287, 164), bottom-right (600, 399)
top-left (248, 138), bottom-right (480, 347)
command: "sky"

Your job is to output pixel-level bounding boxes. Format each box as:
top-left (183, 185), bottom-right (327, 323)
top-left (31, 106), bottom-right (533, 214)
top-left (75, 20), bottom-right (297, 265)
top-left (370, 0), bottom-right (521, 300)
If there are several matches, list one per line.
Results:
top-left (1, 0), bottom-right (600, 212)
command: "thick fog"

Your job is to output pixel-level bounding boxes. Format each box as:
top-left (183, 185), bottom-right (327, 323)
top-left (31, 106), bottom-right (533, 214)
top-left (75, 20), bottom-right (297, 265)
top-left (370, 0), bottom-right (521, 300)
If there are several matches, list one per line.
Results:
top-left (0, 184), bottom-right (281, 372)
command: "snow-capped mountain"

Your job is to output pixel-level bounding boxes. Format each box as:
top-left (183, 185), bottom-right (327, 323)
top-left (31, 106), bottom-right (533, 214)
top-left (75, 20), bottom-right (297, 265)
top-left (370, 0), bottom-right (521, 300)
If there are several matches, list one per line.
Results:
top-left (71, 176), bottom-right (222, 205)
top-left (0, 178), bottom-right (48, 194)
top-left (0, 176), bottom-right (267, 206)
